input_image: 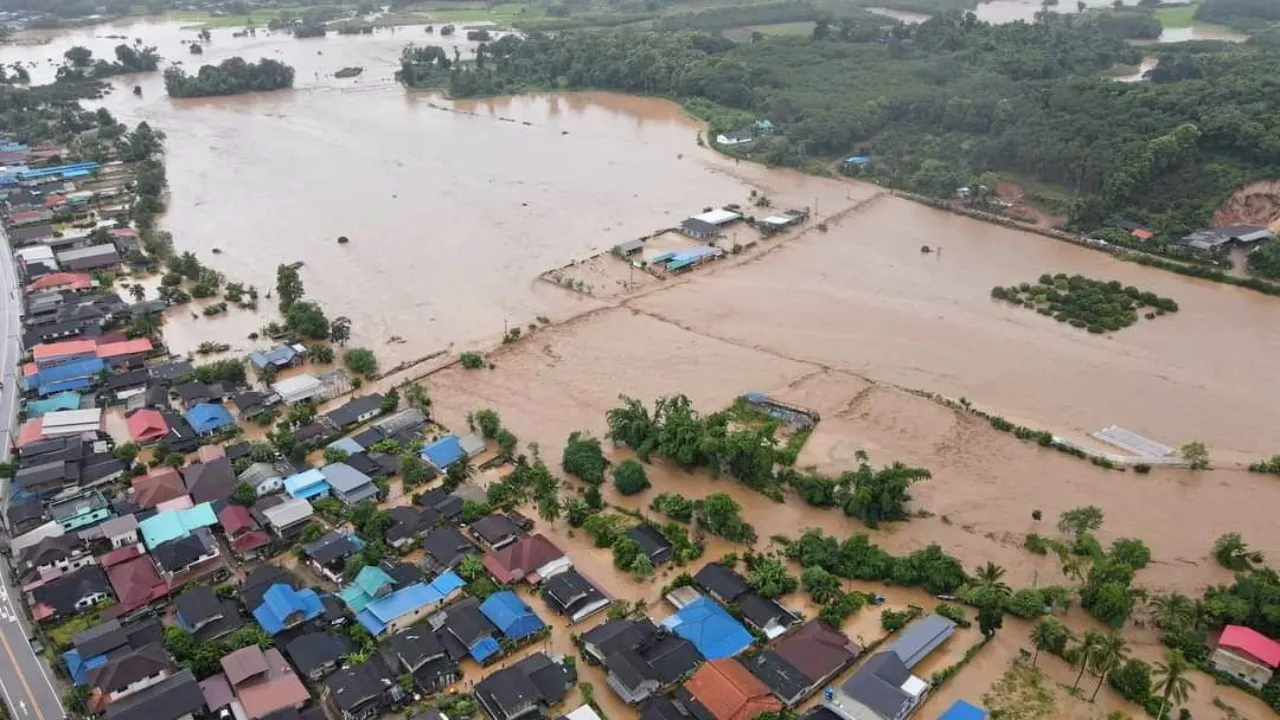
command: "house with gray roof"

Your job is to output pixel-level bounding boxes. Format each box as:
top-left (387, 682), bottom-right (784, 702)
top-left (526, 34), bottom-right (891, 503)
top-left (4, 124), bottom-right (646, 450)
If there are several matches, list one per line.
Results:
top-left (822, 614), bottom-right (955, 720)
top-left (883, 614), bottom-right (956, 669)
top-left (320, 462), bottom-right (378, 505)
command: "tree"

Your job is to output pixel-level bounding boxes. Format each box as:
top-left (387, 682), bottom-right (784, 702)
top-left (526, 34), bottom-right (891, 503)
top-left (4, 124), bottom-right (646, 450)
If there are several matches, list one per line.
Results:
top-left (344, 348), bottom-right (377, 378)
top-left (1110, 538), bottom-right (1152, 570)
top-left (472, 409), bottom-right (502, 439)
top-left (284, 301), bottom-right (330, 339)
top-left (1147, 592), bottom-right (1195, 631)
top-left (329, 316), bottom-right (352, 346)
top-left (308, 343), bottom-right (335, 363)
top-left (631, 553), bottom-right (654, 579)
top-left (1214, 532), bottom-right (1263, 571)
top-left (977, 603), bottom-right (1003, 637)
top-left (128, 284), bottom-right (146, 301)
top-left (232, 481), bottom-right (257, 505)
top-left (1152, 649), bottom-right (1195, 719)
top-left (802, 566), bottom-right (842, 603)
top-left (323, 446), bottom-right (350, 465)
top-left (1091, 633), bottom-right (1130, 701)
top-left (612, 459), bottom-right (650, 496)
top-left (381, 388), bottom-right (400, 413)
top-left (64, 46), bottom-right (93, 67)
top-left (403, 381), bottom-right (430, 411)
top-left (562, 432), bottom-right (609, 485)
top-left (399, 451), bottom-right (427, 488)
top-left (460, 352), bottom-right (485, 369)
top-left (748, 554), bottom-right (798, 598)
top-left (973, 561), bottom-right (1011, 597)
top-left (612, 535), bottom-right (643, 570)
top-left (1109, 658), bottom-right (1154, 705)
top-left (457, 555), bottom-right (485, 582)
top-left (841, 462), bottom-right (931, 527)
top-left (275, 264), bottom-right (304, 311)
top-left (605, 395), bottom-right (658, 460)
top-left (537, 491), bottom-right (560, 524)
top-left (1073, 631), bottom-right (1104, 690)
top-left (1180, 440), bottom-right (1209, 470)
top-left (1029, 618), bottom-right (1071, 665)
top-left (114, 443), bottom-right (140, 463)
top-left (1058, 506), bottom-right (1104, 536)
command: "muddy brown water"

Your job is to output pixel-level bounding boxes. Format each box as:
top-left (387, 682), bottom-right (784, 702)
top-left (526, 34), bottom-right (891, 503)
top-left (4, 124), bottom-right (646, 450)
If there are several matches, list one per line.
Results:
top-left (9, 18), bottom-right (1280, 720)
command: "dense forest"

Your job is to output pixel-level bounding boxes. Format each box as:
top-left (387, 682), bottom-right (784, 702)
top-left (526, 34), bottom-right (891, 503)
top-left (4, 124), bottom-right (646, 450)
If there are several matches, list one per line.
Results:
top-left (409, 12), bottom-right (1280, 235)
top-left (1196, 0), bottom-right (1280, 28)
top-left (163, 57), bottom-right (295, 98)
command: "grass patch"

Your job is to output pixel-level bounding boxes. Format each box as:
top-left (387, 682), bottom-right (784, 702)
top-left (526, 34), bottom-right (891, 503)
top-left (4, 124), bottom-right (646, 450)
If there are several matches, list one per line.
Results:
top-left (1154, 3), bottom-right (1198, 28)
top-left (405, 2), bottom-right (538, 22)
top-left (163, 9), bottom-right (287, 28)
top-left (741, 21), bottom-right (816, 35)
top-left (982, 661), bottom-right (1057, 720)
top-left (47, 614), bottom-right (98, 650)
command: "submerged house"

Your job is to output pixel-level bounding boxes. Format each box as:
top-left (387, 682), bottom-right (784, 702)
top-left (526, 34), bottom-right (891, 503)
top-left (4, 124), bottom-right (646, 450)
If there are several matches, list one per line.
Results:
top-left (742, 620), bottom-right (861, 706)
top-left (475, 652), bottom-right (576, 720)
top-left (581, 617), bottom-right (702, 705)
top-left (542, 568), bottom-right (610, 624)
top-left (660, 597), bottom-right (753, 660)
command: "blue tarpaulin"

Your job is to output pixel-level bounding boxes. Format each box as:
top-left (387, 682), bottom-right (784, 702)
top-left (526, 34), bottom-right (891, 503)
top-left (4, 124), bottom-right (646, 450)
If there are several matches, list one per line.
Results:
top-left (660, 597), bottom-right (752, 659)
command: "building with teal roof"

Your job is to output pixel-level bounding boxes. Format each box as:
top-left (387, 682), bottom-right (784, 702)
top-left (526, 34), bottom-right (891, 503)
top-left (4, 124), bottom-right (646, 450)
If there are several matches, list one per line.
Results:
top-left (25, 392), bottom-right (81, 418)
top-left (138, 503), bottom-right (217, 549)
top-left (338, 565), bottom-right (396, 613)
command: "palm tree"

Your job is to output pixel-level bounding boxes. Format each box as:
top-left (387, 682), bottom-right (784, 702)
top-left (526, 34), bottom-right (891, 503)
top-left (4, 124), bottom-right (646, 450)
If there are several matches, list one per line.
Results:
top-left (1058, 551), bottom-right (1086, 584)
top-left (1073, 630), bottom-right (1104, 691)
top-left (1153, 649), bottom-right (1195, 719)
top-left (129, 283), bottom-right (146, 301)
top-left (1090, 633), bottom-right (1129, 701)
top-left (343, 648), bottom-right (372, 665)
top-left (974, 561), bottom-right (1011, 596)
top-left (1148, 592), bottom-right (1195, 631)
top-left (1029, 618), bottom-right (1069, 666)
top-left (456, 555), bottom-right (484, 582)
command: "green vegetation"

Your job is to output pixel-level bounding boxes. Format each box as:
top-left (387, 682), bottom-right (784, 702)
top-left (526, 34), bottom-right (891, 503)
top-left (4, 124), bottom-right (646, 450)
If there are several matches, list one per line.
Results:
top-left (1195, 0), bottom-right (1280, 30)
top-left (991, 274), bottom-right (1178, 334)
top-left (612, 459), bottom-right (650, 496)
top-left (164, 57), bottom-right (295, 98)
top-left (459, 351), bottom-right (485, 369)
top-left (165, 9), bottom-right (287, 28)
top-left (562, 431), bottom-right (610, 485)
top-left (1154, 3), bottom-right (1198, 27)
top-left (343, 347), bottom-right (378, 378)
top-left (786, 527), bottom-right (966, 595)
top-left (650, 491), bottom-right (757, 544)
top-left (1249, 454), bottom-right (1280, 473)
top-left (1247, 241), bottom-right (1280, 280)
top-left (1212, 532), bottom-right (1263, 571)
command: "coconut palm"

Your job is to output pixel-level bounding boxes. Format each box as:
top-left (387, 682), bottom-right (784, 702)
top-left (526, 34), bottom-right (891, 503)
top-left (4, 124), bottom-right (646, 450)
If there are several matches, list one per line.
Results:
top-left (1073, 630), bottom-right (1104, 691)
top-left (974, 561), bottom-right (1012, 596)
top-left (129, 283), bottom-right (146, 301)
top-left (1153, 649), bottom-right (1195, 718)
top-left (1029, 617), bottom-right (1070, 666)
top-left (1090, 632), bottom-right (1130, 701)
top-left (1148, 592), bottom-right (1195, 631)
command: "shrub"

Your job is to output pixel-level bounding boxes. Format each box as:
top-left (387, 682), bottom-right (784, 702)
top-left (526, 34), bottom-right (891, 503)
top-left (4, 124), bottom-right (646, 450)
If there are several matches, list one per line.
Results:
top-left (880, 609), bottom-right (914, 632)
top-left (460, 352), bottom-right (484, 369)
top-left (343, 347), bottom-right (378, 378)
top-left (612, 459), bottom-right (650, 496)
top-left (934, 602), bottom-right (968, 627)
top-left (562, 431), bottom-right (609, 485)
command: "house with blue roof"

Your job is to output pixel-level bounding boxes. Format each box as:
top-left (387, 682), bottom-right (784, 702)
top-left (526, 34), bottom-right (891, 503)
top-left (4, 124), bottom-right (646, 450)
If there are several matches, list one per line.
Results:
top-left (660, 596), bottom-right (753, 659)
top-left (248, 344), bottom-right (305, 372)
top-left (25, 358), bottom-right (104, 396)
top-left (253, 583), bottom-right (326, 636)
top-left (435, 597), bottom-right (502, 665)
top-left (62, 648), bottom-right (109, 686)
top-left (939, 700), bottom-right (988, 720)
top-left (356, 570), bottom-right (464, 637)
top-left (185, 403), bottom-right (235, 435)
top-left (479, 591), bottom-right (546, 643)
top-left (421, 435), bottom-right (465, 470)
top-left (327, 437), bottom-right (364, 456)
top-left (338, 565), bottom-right (396, 613)
top-left (138, 503), bottom-right (217, 550)
top-left (284, 468), bottom-right (331, 501)
top-left (26, 392), bottom-right (81, 418)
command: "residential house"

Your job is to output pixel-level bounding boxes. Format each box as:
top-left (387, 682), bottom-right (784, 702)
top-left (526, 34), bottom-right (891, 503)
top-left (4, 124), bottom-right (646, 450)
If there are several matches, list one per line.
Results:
top-left (137, 502), bottom-right (217, 550)
top-left (259, 497), bottom-right (314, 539)
top-left (29, 564), bottom-right (112, 621)
top-left (95, 514), bottom-right (139, 550)
top-left (480, 591), bottom-right (547, 644)
top-left (320, 462), bottom-right (379, 505)
top-left (161, 412), bottom-right (201, 453)
top-left (186, 403), bottom-right (236, 436)
top-left (385, 506), bottom-right (433, 549)
top-left (57, 244), bottom-right (120, 271)
top-left (322, 657), bottom-right (403, 720)
top-left (48, 491), bottom-right (111, 532)
top-left (102, 669), bottom-right (206, 720)
top-left (580, 617), bottom-right (701, 705)
top-left (218, 504), bottom-right (270, 559)
top-left (251, 582), bottom-right (326, 637)
top-left (823, 652), bottom-right (931, 720)
top-left (387, 626), bottom-right (460, 693)
top-left (1211, 625), bottom-right (1280, 690)
top-left (239, 461), bottom-right (288, 497)
top-left (233, 391), bottom-right (279, 421)
top-left (347, 450), bottom-right (394, 479)
top-left (302, 531), bottom-right (361, 583)
top-left (373, 407), bottom-right (427, 437)
top-left (84, 643), bottom-right (172, 714)
top-left (14, 459), bottom-right (78, 497)
top-left (151, 527), bottom-right (221, 583)
top-left (125, 408), bottom-right (168, 445)
top-left (474, 652), bottom-right (576, 720)
top-left (284, 631), bottom-right (351, 681)
top-left (694, 563), bottom-right (749, 605)
top-left (884, 614), bottom-right (957, 669)
top-left (273, 374), bottom-right (326, 406)
top-left (247, 344), bottom-right (306, 373)
top-left (626, 525), bottom-right (673, 566)
top-left (354, 570), bottom-right (465, 637)
top-left (660, 597), bottom-right (754, 660)
top-left (338, 565), bottom-right (397, 614)
top-left (63, 617), bottom-right (163, 686)
top-left (417, 489), bottom-right (464, 524)
top-left (742, 620), bottom-right (861, 706)
top-left (284, 468), bottom-right (331, 501)
top-left (421, 435), bottom-right (467, 471)
top-left (421, 526), bottom-right (478, 573)
top-left (938, 701), bottom-right (988, 720)
top-left (737, 593), bottom-right (801, 640)
top-left (131, 468), bottom-right (188, 509)
top-left (483, 534), bottom-right (571, 585)
top-left (432, 596), bottom-right (503, 665)
top-left (96, 338), bottom-right (153, 370)
top-left (174, 585), bottom-right (245, 643)
top-left (17, 534), bottom-right (93, 583)
top-left (103, 545), bottom-right (168, 614)
top-left (470, 513), bottom-right (525, 551)
top-left (542, 568), bottom-right (610, 624)
top-left (323, 394), bottom-right (385, 430)
top-left (680, 659), bottom-right (781, 720)
top-left (715, 131), bottom-right (754, 146)
top-left (6, 500), bottom-right (46, 536)
top-left (182, 456), bottom-right (237, 504)
top-left (679, 218), bottom-right (721, 239)
top-left (171, 382), bottom-right (224, 411)
top-left (148, 359), bottom-right (194, 385)
top-left (220, 645), bottom-right (311, 720)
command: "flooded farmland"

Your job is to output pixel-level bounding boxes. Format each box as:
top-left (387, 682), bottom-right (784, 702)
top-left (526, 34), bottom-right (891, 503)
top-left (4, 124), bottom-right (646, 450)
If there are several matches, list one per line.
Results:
top-left (7, 14), bottom-right (1280, 720)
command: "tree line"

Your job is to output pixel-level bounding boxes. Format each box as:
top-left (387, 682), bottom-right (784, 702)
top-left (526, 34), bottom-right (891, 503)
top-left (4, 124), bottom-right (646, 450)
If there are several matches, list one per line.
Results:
top-left (163, 57), bottom-right (295, 98)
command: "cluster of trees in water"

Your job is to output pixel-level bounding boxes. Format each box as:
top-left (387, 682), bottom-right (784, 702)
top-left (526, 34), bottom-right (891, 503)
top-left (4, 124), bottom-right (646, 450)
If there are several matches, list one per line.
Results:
top-left (57, 44), bottom-right (160, 81)
top-left (399, 10), bottom-right (1280, 236)
top-left (991, 273), bottom-right (1178, 333)
top-left (1195, 0), bottom-right (1280, 29)
top-left (163, 57), bottom-right (295, 98)
top-left (0, 0), bottom-right (162, 26)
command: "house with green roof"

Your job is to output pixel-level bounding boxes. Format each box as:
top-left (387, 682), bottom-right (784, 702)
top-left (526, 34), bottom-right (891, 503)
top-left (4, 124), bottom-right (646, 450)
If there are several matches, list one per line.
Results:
top-left (338, 565), bottom-right (396, 613)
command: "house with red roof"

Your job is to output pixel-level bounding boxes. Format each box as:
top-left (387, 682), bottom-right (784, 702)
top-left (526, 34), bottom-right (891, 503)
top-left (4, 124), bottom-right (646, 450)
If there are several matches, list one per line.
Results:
top-left (96, 338), bottom-right (153, 368)
top-left (126, 409), bottom-right (169, 445)
top-left (103, 545), bottom-right (168, 614)
top-left (482, 534), bottom-right (571, 585)
top-left (32, 338), bottom-right (98, 369)
top-left (131, 469), bottom-right (188, 509)
top-left (218, 505), bottom-right (270, 560)
top-left (682, 659), bottom-right (782, 720)
top-left (25, 272), bottom-right (91, 293)
top-left (1212, 625), bottom-right (1280, 689)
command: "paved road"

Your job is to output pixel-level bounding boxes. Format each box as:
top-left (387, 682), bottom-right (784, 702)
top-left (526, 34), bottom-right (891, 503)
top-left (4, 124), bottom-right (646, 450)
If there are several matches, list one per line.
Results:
top-left (0, 226), bottom-right (65, 720)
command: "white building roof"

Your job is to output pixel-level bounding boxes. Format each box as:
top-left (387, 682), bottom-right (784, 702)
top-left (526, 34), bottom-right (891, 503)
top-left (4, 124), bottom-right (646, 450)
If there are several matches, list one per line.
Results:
top-left (11, 521), bottom-right (65, 552)
top-left (565, 706), bottom-right (603, 720)
top-left (262, 498), bottom-right (314, 529)
top-left (691, 209), bottom-right (741, 226)
top-left (16, 246), bottom-right (55, 264)
top-left (56, 244), bottom-right (118, 262)
top-left (459, 434), bottom-right (486, 457)
top-left (41, 408), bottom-right (102, 436)
top-left (272, 374), bottom-right (323, 404)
